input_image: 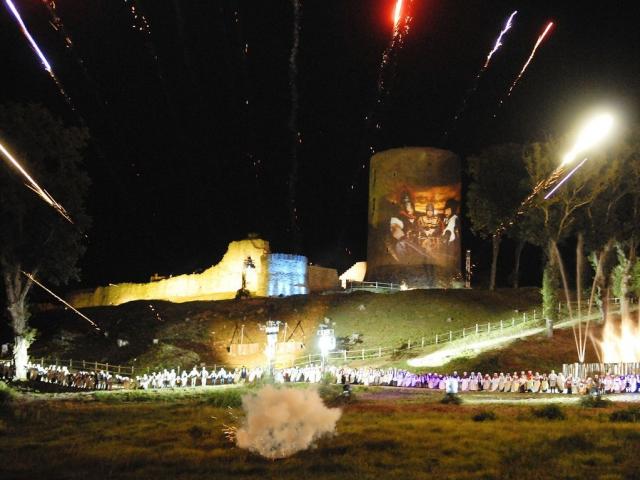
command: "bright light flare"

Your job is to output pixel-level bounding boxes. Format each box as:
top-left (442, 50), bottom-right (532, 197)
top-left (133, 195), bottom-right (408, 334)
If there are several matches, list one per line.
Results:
top-left (562, 113), bottom-right (615, 165)
top-left (0, 140), bottom-right (73, 223)
top-left (483, 10), bottom-right (517, 69)
top-left (507, 21), bottom-right (554, 97)
top-left (393, 0), bottom-right (404, 31)
top-left (600, 315), bottom-right (640, 363)
top-left (4, 0), bottom-right (52, 73)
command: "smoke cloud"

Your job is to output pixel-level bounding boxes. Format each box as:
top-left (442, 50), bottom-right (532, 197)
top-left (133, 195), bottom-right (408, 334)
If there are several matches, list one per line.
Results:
top-left (235, 385), bottom-right (342, 459)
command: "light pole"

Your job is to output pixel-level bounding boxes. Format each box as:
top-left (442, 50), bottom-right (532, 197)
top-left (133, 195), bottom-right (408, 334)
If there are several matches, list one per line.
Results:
top-left (263, 320), bottom-right (281, 375)
top-left (317, 323), bottom-right (336, 370)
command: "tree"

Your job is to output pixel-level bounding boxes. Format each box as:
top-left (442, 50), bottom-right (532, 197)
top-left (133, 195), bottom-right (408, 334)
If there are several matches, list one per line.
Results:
top-left (0, 103), bottom-right (90, 379)
top-left (467, 144), bottom-right (528, 290)
top-left (522, 137), bottom-right (616, 333)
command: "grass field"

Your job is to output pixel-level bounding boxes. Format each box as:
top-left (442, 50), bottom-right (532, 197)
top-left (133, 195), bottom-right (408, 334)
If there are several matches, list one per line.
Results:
top-left (28, 288), bottom-right (541, 371)
top-left (2, 384), bottom-right (640, 480)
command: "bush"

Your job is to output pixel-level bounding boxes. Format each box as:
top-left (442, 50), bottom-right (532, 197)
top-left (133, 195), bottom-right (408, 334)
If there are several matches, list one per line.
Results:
top-left (551, 433), bottom-right (594, 452)
top-left (0, 382), bottom-right (16, 418)
top-left (532, 404), bottom-right (565, 420)
top-left (580, 394), bottom-right (612, 408)
top-left (440, 393), bottom-right (462, 405)
top-left (472, 410), bottom-right (496, 422)
top-left (609, 407), bottom-right (640, 423)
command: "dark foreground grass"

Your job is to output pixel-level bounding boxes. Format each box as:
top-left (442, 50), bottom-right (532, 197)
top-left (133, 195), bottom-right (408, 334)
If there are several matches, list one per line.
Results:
top-left (1, 387), bottom-right (640, 480)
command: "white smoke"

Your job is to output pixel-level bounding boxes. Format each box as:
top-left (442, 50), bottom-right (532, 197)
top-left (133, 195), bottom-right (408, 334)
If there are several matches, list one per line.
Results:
top-left (235, 385), bottom-right (342, 459)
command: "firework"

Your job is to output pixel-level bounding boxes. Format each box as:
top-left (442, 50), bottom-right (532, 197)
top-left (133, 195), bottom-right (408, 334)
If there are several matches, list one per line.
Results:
top-left (288, 0), bottom-right (302, 251)
top-left (0, 140), bottom-right (73, 223)
top-left (443, 11), bottom-right (517, 141)
top-left (543, 157), bottom-right (588, 199)
top-left (4, 0), bottom-right (75, 109)
top-left (484, 11), bottom-right (518, 69)
top-left (21, 271), bottom-right (100, 332)
top-left (506, 21), bottom-right (554, 97)
top-left (393, 0), bottom-right (404, 32)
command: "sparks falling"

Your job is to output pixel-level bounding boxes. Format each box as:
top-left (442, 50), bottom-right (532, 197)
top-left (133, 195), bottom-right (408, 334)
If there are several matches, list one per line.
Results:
top-left (4, 0), bottom-right (75, 108)
top-left (506, 21), bottom-right (554, 97)
top-left (0, 140), bottom-right (73, 223)
top-left (483, 11), bottom-right (518, 69)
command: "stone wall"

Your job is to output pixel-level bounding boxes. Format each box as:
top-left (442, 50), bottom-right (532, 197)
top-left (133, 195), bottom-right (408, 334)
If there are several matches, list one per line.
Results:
top-left (308, 265), bottom-right (340, 292)
top-left (69, 238), bottom-right (271, 307)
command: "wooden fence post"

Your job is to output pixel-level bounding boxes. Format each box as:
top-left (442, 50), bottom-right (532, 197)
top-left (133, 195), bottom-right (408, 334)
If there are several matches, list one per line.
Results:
top-left (500, 320), bottom-right (503, 331)
top-left (487, 323), bottom-right (491, 333)
top-left (463, 328), bottom-right (465, 338)
top-left (408, 339), bottom-right (411, 349)
top-left (361, 349), bottom-right (365, 360)
top-left (533, 309), bottom-right (536, 321)
top-left (378, 346), bottom-right (382, 357)
top-left (435, 334), bottom-right (438, 344)
top-left (475, 324), bottom-right (479, 334)
top-left (94, 361), bottom-right (98, 371)
top-left (512, 318), bottom-right (515, 327)
top-left (449, 331), bottom-right (452, 341)
top-left (421, 337), bottom-right (424, 347)
top-left (343, 350), bottom-right (347, 361)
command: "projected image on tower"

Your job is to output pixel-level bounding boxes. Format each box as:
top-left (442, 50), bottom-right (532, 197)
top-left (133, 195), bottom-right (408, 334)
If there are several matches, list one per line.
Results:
top-left (367, 148), bottom-right (461, 288)
top-left (386, 188), bottom-right (460, 266)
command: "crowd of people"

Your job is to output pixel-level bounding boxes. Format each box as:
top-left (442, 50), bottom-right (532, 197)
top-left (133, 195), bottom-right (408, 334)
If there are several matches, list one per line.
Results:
top-left (0, 360), bottom-right (132, 390)
top-left (2, 359), bottom-right (639, 395)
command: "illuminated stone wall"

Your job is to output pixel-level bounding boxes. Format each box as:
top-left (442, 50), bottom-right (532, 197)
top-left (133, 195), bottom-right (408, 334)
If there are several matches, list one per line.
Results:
top-left (339, 262), bottom-right (367, 288)
top-left (308, 265), bottom-right (340, 292)
top-left (70, 239), bottom-right (273, 307)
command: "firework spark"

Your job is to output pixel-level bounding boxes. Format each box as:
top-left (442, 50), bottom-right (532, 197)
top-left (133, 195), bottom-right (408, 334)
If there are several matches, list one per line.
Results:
top-left (123, 0), bottom-right (151, 35)
top-left (0, 140), bottom-right (73, 223)
top-left (506, 21), bottom-right (554, 97)
top-left (483, 11), bottom-right (518, 69)
top-left (22, 271), bottom-right (100, 332)
top-left (4, 0), bottom-right (75, 108)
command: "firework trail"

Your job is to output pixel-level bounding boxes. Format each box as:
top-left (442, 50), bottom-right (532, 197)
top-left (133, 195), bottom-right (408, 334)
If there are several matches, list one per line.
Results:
top-left (21, 271), bottom-right (100, 331)
top-left (3, 0), bottom-right (75, 109)
top-left (364, 0), bottom-right (414, 159)
top-left (288, 0), bottom-right (302, 252)
top-left (443, 10), bottom-right (517, 141)
top-left (544, 157), bottom-right (588, 199)
top-left (0, 140), bottom-right (73, 223)
top-left (506, 21), bottom-right (554, 97)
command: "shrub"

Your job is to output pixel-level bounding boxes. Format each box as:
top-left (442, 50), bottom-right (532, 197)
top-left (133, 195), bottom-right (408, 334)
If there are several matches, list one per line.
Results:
top-left (580, 394), bottom-right (612, 408)
top-left (551, 433), bottom-right (594, 452)
top-left (532, 404), bottom-right (565, 420)
top-left (0, 382), bottom-right (16, 418)
top-left (440, 393), bottom-right (462, 405)
top-left (472, 410), bottom-right (496, 422)
top-left (609, 407), bottom-right (640, 423)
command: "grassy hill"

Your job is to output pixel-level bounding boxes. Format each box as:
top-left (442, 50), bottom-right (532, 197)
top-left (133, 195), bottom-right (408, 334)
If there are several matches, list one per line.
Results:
top-left (27, 288), bottom-right (541, 371)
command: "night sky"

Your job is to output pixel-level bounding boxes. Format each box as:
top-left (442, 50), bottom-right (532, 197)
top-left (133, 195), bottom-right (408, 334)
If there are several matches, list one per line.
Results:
top-left (1, 1), bottom-right (638, 290)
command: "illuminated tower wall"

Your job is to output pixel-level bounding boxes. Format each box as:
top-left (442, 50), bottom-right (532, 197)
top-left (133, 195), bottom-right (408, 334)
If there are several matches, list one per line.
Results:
top-left (367, 147), bottom-right (461, 288)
